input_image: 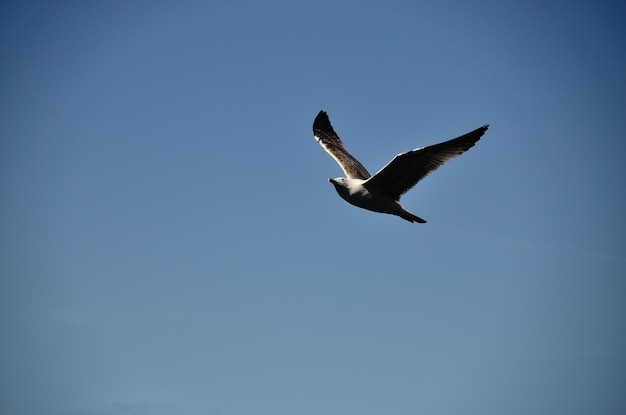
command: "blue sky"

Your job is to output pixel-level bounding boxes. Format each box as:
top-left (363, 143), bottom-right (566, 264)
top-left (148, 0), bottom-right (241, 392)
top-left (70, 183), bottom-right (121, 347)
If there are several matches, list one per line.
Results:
top-left (1, 1), bottom-right (625, 414)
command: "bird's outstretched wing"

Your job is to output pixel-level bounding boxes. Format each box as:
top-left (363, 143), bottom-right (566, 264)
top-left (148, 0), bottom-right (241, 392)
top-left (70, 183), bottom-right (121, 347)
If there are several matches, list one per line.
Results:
top-left (313, 111), bottom-right (371, 180)
top-left (364, 125), bottom-right (489, 201)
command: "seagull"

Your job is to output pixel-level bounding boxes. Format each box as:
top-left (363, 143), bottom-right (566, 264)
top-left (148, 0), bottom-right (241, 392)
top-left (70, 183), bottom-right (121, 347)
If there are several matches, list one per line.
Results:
top-left (312, 110), bottom-right (489, 223)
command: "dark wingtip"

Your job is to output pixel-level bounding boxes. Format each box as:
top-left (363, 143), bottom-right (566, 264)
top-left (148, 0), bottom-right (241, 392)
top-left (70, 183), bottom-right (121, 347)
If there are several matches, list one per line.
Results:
top-left (313, 110), bottom-right (335, 135)
top-left (466, 124), bottom-right (489, 143)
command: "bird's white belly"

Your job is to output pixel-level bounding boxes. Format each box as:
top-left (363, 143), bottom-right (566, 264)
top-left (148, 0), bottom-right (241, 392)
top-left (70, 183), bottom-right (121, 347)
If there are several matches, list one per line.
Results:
top-left (342, 187), bottom-right (400, 215)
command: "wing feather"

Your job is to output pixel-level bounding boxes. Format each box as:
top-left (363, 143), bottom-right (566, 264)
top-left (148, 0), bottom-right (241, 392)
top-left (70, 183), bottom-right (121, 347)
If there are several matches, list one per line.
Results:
top-left (364, 125), bottom-right (489, 200)
top-left (312, 111), bottom-right (370, 180)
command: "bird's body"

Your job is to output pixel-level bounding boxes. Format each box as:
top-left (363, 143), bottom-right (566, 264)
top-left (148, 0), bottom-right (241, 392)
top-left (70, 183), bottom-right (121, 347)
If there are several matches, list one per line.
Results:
top-left (312, 111), bottom-right (489, 223)
top-left (328, 177), bottom-right (426, 223)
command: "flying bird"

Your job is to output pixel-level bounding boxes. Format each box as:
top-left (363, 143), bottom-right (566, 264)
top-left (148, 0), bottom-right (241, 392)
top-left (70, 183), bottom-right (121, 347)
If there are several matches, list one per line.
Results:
top-left (312, 110), bottom-right (489, 223)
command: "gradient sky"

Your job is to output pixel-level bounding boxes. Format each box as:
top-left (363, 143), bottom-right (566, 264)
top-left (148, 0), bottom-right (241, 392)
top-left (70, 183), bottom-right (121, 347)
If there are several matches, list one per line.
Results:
top-left (2, 1), bottom-right (625, 415)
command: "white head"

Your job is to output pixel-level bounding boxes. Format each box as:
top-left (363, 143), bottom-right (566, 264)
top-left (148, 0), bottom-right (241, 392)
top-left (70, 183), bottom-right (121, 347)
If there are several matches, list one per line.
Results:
top-left (328, 177), bottom-right (350, 198)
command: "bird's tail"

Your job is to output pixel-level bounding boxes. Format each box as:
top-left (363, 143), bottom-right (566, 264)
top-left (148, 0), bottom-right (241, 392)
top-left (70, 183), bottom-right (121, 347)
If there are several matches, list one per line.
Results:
top-left (399, 209), bottom-right (426, 224)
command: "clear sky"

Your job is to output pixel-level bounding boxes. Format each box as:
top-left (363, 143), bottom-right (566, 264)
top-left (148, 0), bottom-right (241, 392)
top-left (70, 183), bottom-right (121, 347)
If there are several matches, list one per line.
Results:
top-left (1, 1), bottom-right (625, 414)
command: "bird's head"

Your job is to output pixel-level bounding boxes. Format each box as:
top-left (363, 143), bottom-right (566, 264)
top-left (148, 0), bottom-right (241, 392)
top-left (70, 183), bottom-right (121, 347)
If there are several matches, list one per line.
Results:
top-left (328, 177), bottom-right (346, 185)
top-left (328, 177), bottom-right (350, 197)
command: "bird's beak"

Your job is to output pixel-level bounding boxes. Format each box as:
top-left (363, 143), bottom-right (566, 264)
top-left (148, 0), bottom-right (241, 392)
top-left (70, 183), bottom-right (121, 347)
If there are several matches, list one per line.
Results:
top-left (328, 178), bottom-right (335, 184)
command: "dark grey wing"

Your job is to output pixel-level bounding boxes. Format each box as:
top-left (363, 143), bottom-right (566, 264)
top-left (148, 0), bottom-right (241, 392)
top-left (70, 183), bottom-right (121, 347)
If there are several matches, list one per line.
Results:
top-left (312, 111), bottom-right (371, 180)
top-left (364, 125), bottom-right (489, 201)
